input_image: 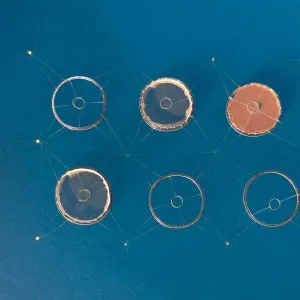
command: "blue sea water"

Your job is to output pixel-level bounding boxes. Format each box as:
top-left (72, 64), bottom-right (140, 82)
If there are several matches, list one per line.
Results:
top-left (2, 0), bottom-right (300, 299)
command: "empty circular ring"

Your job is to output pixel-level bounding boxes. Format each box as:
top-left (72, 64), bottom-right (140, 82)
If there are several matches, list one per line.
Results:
top-left (52, 76), bottom-right (106, 131)
top-left (268, 198), bottom-right (281, 211)
top-left (139, 78), bottom-right (194, 132)
top-left (72, 97), bottom-right (86, 110)
top-left (226, 83), bottom-right (281, 137)
top-left (170, 195), bottom-right (184, 208)
top-left (149, 173), bottom-right (204, 229)
top-left (243, 170), bottom-right (299, 227)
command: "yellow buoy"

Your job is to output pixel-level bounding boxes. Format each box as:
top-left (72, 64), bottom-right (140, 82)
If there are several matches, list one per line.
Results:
top-left (27, 50), bottom-right (33, 56)
top-left (35, 236), bottom-right (40, 241)
top-left (225, 241), bottom-right (230, 246)
top-left (35, 139), bottom-right (41, 144)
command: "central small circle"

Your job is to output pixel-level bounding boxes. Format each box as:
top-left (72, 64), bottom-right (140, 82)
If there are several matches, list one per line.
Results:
top-left (77, 189), bottom-right (90, 202)
top-left (160, 97), bottom-right (173, 110)
top-left (247, 101), bottom-right (260, 114)
top-left (269, 198), bottom-right (281, 211)
top-left (171, 195), bottom-right (184, 208)
top-left (72, 97), bottom-right (86, 110)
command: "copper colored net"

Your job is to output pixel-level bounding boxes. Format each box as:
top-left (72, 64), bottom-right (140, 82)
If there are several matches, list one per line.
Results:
top-left (226, 83), bottom-right (281, 136)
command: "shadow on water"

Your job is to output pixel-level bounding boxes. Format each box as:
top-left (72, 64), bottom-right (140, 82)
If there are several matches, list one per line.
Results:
top-left (247, 63), bottom-right (299, 116)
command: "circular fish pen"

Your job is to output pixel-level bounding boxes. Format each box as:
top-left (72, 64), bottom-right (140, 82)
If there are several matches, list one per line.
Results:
top-left (149, 173), bottom-right (204, 229)
top-left (52, 76), bottom-right (106, 131)
top-left (226, 83), bottom-right (281, 136)
top-left (139, 78), bottom-right (194, 132)
top-left (55, 168), bottom-right (112, 225)
top-left (243, 170), bottom-right (299, 227)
